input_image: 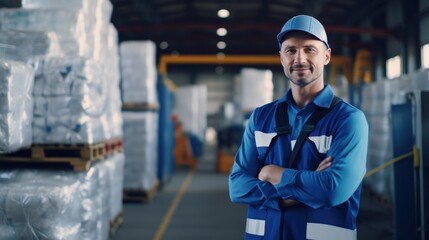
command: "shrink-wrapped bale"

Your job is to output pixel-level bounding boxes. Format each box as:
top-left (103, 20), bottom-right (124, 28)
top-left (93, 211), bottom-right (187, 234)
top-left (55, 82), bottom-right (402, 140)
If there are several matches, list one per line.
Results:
top-left (101, 153), bottom-right (125, 221)
top-left (0, 160), bottom-right (113, 240)
top-left (0, 170), bottom-right (81, 240)
top-left (99, 24), bottom-right (123, 140)
top-left (119, 41), bottom-right (158, 104)
top-left (123, 111), bottom-right (158, 190)
top-left (0, 60), bottom-right (34, 153)
top-left (20, 0), bottom-right (113, 60)
top-left (361, 75), bottom-right (412, 201)
top-left (174, 84), bottom-right (207, 142)
top-left (0, 8), bottom-right (92, 58)
top-left (238, 68), bottom-right (273, 112)
top-left (0, 30), bottom-right (62, 73)
top-left (32, 57), bottom-right (106, 144)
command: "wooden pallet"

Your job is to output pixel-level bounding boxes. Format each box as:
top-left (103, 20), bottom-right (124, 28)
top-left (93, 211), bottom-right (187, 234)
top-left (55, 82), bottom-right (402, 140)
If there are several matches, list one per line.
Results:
top-left (122, 102), bottom-right (160, 111)
top-left (109, 211), bottom-right (124, 237)
top-left (0, 142), bottom-right (105, 171)
top-left (123, 179), bottom-right (160, 203)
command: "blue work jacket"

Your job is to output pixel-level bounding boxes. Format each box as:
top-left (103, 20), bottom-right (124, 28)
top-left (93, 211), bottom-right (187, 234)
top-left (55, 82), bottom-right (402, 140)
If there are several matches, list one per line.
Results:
top-left (229, 85), bottom-right (368, 240)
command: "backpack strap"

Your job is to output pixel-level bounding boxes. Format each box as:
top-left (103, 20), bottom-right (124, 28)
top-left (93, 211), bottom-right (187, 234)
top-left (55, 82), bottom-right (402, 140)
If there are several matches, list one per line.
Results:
top-left (287, 96), bottom-right (342, 168)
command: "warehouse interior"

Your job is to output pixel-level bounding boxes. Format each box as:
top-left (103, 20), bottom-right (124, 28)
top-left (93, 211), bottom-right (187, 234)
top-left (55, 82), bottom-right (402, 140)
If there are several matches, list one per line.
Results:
top-left (0, 0), bottom-right (428, 239)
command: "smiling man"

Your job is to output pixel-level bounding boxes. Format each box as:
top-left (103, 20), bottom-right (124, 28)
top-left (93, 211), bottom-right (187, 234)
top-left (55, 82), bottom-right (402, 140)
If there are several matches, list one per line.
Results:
top-left (229, 15), bottom-right (369, 239)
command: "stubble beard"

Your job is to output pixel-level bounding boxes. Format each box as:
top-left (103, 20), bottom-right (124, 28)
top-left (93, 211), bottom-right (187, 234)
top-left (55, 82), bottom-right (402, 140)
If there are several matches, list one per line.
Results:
top-left (288, 71), bottom-right (322, 88)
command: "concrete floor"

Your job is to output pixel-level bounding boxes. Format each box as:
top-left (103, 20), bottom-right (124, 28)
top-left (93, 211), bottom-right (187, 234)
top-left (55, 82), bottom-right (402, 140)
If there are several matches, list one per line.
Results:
top-left (112, 147), bottom-right (395, 240)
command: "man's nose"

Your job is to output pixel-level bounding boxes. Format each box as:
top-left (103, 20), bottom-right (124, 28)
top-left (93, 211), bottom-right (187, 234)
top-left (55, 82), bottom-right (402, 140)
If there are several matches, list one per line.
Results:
top-left (294, 49), bottom-right (306, 64)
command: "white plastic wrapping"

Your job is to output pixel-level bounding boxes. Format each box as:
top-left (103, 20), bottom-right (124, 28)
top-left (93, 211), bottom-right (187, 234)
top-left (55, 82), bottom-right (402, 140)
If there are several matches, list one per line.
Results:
top-left (100, 153), bottom-right (125, 221)
top-left (0, 8), bottom-right (92, 58)
top-left (32, 57), bottom-right (107, 144)
top-left (0, 156), bottom-right (122, 240)
top-left (174, 84), bottom-right (208, 141)
top-left (238, 67), bottom-right (273, 112)
top-left (0, 60), bottom-right (34, 153)
top-left (0, 30), bottom-right (62, 71)
top-left (361, 71), bottom-right (429, 200)
top-left (119, 41), bottom-right (158, 104)
top-left (20, 0), bottom-right (113, 60)
top-left (122, 111), bottom-right (159, 190)
top-left (99, 24), bottom-right (123, 140)
top-left (0, 170), bottom-right (81, 240)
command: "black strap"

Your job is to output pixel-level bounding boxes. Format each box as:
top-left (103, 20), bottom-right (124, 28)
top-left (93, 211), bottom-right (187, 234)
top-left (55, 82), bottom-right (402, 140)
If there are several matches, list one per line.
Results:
top-left (287, 96), bottom-right (342, 168)
top-left (275, 101), bottom-right (291, 134)
top-left (261, 102), bottom-right (291, 163)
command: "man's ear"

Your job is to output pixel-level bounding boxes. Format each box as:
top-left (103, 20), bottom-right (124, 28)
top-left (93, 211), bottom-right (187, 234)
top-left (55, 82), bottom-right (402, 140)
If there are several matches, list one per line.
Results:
top-left (324, 48), bottom-right (331, 65)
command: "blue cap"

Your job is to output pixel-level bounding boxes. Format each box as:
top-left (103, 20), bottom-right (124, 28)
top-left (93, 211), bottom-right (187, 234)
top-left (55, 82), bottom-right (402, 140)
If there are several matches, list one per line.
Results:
top-left (277, 15), bottom-right (329, 49)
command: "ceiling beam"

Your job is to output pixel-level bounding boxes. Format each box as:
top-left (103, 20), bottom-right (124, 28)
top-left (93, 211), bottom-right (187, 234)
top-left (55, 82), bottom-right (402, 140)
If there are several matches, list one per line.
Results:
top-left (116, 23), bottom-right (400, 39)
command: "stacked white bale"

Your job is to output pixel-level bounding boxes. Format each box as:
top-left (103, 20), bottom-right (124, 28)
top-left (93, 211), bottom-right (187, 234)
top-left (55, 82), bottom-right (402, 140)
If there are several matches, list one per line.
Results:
top-left (3, 0), bottom-right (123, 144)
top-left (101, 153), bottom-right (125, 222)
top-left (0, 8), bottom-right (91, 58)
top-left (238, 67), bottom-right (273, 112)
top-left (0, 158), bottom-right (118, 240)
top-left (0, 30), bottom-right (62, 72)
top-left (330, 74), bottom-right (350, 102)
top-left (32, 58), bottom-right (106, 144)
top-left (411, 68), bottom-right (429, 90)
top-left (0, 60), bottom-right (34, 153)
top-left (361, 76), bottom-right (411, 200)
top-left (122, 111), bottom-right (159, 191)
top-left (99, 25), bottom-right (123, 140)
top-left (174, 84), bottom-right (208, 141)
top-left (0, 169), bottom-right (82, 240)
top-left (119, 41), bottom-right (158, 104)
top-left (20, 0), bottom-right (113, 61)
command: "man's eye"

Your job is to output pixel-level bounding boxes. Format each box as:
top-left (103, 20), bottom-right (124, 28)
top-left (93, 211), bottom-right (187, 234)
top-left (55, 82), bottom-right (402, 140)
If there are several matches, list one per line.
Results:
top-left (305, 48), bottom-right (316, 53)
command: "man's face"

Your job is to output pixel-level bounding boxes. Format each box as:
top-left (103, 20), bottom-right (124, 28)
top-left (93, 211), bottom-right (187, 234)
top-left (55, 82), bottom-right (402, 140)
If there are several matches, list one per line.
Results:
top-left (279, 31), bottom-right (331, 88)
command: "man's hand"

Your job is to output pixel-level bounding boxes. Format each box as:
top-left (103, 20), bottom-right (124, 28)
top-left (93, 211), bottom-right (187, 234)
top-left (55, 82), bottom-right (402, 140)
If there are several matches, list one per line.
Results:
top-left (316, 156), bottom-right (333, 172)
top-left (258, 165), bottom-right (284, 185)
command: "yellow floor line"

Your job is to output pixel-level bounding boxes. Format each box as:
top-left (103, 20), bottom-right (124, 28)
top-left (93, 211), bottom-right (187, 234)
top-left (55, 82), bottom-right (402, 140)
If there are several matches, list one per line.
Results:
top-left (152, 170), bottom-right (195, 240)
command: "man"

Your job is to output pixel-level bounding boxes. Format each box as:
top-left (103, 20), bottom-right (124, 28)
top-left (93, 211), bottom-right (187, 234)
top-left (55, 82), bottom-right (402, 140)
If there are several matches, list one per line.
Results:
top-left (229, 15), bottom-right (368, 239)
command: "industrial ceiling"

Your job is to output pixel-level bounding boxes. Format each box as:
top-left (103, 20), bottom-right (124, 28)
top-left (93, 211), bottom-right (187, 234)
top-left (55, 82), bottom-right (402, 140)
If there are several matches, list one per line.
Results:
top-left (111, 0), bottom-right (397, 56)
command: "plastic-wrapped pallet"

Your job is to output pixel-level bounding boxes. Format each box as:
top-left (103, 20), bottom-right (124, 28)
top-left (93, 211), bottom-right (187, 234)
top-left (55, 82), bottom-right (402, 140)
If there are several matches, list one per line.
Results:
top-left (0, 30), bottom-right (62, 73)
top-left (119, 41), bottom-right (158, 104)
top-left (20, 0), bottom-right (113, 61)
top-left (99, 24), bottom-right (123, 140)
top-left (361, 75), bottom-right (411, 201)
top-left (238, 67), bottom-right (273, 112)
top-left (32, 57), bottom-right (107, 144)
top-left (0, 60), bottom-right (34, 153)
top-left (0, 170), bottom-right (82, 240)
top-left (411, 68), bottom-right (429, 90)
top-left (122, 111), bottom-right (159, 191)
top-left (0, 160), bottom-right (114, 240)
top-left (174, 84), bottom-right (207, 142)
top-left (100, 153), bottom-right (125, 222)
top-left (0, 8), bottom-right (92, 58)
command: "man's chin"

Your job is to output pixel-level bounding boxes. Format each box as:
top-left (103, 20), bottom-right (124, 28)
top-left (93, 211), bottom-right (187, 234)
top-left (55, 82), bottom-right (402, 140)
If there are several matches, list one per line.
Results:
top-left (290, 79), bottom-right (310, 88)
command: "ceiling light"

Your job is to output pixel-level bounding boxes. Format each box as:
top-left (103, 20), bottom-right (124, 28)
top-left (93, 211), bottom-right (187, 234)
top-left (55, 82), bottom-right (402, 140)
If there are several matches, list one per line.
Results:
top-left (216, 52), bottom-right (225, 59)
top-left (215, 66), bottom-right (224, 75)
top-left (216, 28), bottom-right (228, 37)
top-left (159, 41), bottom-right (168, 49)
top-left (217, 9), bottom-right (230, 18)
top-left (217, 41), bottom-right (226, 50)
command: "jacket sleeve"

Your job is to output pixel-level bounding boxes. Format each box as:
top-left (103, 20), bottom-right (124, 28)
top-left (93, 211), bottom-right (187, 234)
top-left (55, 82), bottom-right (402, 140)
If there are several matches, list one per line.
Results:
top-left (274, 110), bottom-right (369, 209)
top-left (229, 112), bottom-right (282, 210)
